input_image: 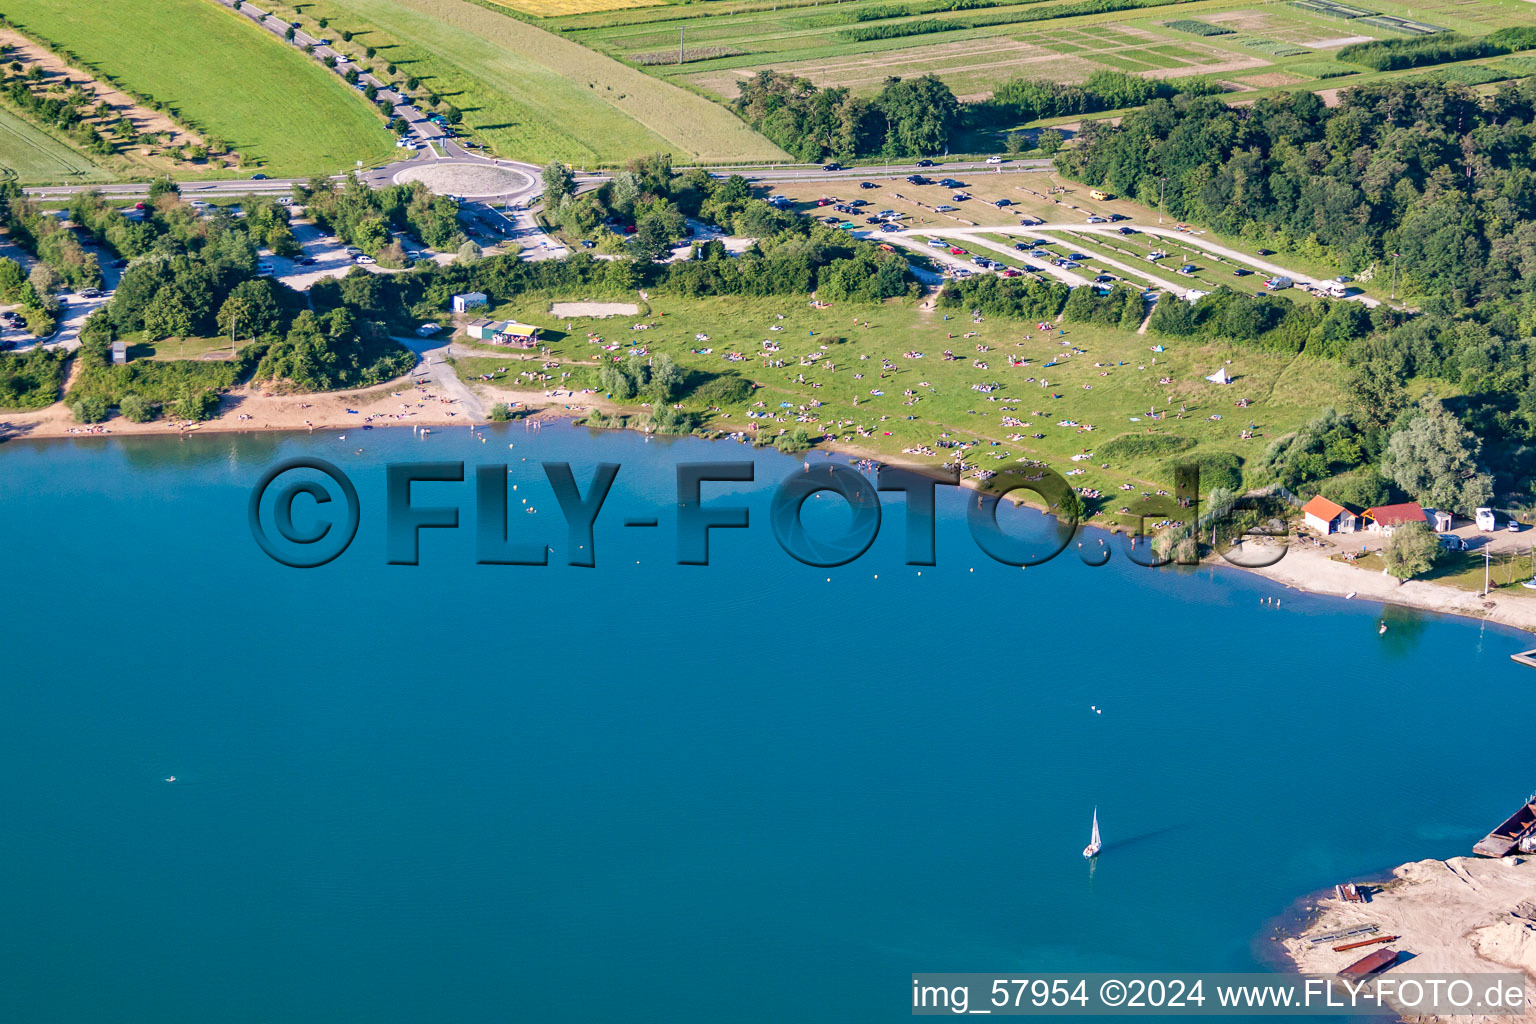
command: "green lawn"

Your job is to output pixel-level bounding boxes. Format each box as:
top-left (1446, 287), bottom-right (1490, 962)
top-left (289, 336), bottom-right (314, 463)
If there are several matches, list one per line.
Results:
top-left (270, 0), bottom-right (788, 164)
top-left (452, 291), bottom-right (1349, 522)
top-left (0, 106), bottom-right (111, 184)
top-left (8, 0), bottom-right (397, 176)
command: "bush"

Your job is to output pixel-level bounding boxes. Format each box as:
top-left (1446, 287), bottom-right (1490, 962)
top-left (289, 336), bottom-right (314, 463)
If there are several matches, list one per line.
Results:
top-left (489, 402), bottom-right (513, 421)
top-left (0, 347), bottom-right (67, 410)
top-left (118, 393), bottom-right (155, 422)
top-left (71, 394), bottom-right (111, 423)
top-left (172, 390), bottom-right (221, 421)
top-left (1172, 450), bottom-right (1243, 491)
top-left (691, 374), bottom-right (753, 406)
top-left (1100, 433), bottom-right (1197, 460)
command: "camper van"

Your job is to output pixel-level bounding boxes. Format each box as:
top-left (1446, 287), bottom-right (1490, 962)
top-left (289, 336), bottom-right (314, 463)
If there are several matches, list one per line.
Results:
top-left (1089, 189), bottom-right (1113, 201)
top-left (1476, 507), bottom-right (1497, 531)
top-left (1264, 276), bottom-right (1293, 290)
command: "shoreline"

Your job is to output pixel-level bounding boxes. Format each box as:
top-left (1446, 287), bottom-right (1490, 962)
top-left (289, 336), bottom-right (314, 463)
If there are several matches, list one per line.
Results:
top-left (6, 374), bottom-right (1536, 638)
top-left (1279, 856), bottom-right (1536, 1023)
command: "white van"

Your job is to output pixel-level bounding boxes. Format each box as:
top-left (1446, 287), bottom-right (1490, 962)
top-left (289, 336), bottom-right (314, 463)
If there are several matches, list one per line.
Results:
top-left (1475, 507), bottom-right (1497, 531)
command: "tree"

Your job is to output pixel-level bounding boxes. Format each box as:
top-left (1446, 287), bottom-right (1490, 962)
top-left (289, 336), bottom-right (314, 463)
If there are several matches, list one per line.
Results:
top-left (71, 394), bottom-right (110, 423)
top-left (648, 352), bottom-right (683, 401)
top-left (1003, 131), bottom-right (1026, 156)
top-left (1381, 397), bottom-right (1494, 516)
top-left (142, 287), bottom-right (193, 342)
top-left (1037, 129), bottom-right (1064, 155)
top-left (217, 294), bottom-right (255, 345)
top-left (27, 263), bottom-right (60, 296)
top-left (1382, 521), bottom-right (1440, 582)
top-left (542, 161), bottom-right (576, 206)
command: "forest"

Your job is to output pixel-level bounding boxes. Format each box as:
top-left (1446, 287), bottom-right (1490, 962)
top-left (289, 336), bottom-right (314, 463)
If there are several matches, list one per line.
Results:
top-left (1060, 78), bottom-right (1536, 509)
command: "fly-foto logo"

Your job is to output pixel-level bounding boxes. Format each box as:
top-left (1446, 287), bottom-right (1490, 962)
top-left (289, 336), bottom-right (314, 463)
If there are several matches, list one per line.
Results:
top-left (248, 458), bottom-right (1294, 569)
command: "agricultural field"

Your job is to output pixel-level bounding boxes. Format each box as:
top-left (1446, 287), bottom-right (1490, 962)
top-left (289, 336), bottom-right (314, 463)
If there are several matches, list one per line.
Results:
top-left (482, 0), bottom-right (664, 14)
top-left (7, 0), bottom-right (396, 176)
top-left (0, 106), bottom-right (110, 184)
top-left (272, 0), bottom-right (789, 164)
top-left (545, 0), bottom-right (1536, 115)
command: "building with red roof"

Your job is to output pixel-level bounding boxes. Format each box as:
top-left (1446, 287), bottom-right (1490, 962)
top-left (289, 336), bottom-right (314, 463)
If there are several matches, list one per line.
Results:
top-left (1361, 502), bottom-right (1428, 535)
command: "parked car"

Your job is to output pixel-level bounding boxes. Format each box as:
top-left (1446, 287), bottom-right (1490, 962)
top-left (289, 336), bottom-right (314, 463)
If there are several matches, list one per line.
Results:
top-left (927, 238), bottom-right (947, 247)
top-left (1013, 242), bottom-right (1029, 251)
top-left (859, 181), bottom-right (878, 190)
top-left (1118, 226), bottom-right (1137, 235)
top-left (1509, 519), bottom-right (1523, 533)
top-left (354, 255), bottom-right (376, 265)
top-left (951, 193), bottom-right (969, 202)
top-left (934, 205), bottom-right (957, 213)
top-left (1232, 268), bottom-right (1251, 277)
top-left (1257, 249), bottom-right (1274, 256)
top-left (79, 287), bottom-right (103, 299)
top-left (948, 247), bottom-right (967, 255)
top-left (297, 257), bottom-right (317, 266)
top-left (1086, 215), bottom-right (1107, 223)
top-left (257, 262), bottom-right (274, 274)
top-left (994, 199), bottom-right (1012, 208)
top-left (939, 178), bottom-right (963, 188)
top-left (879, 223), bottom-right (899, 233)
top-left (581, 240), bottom-right (595, 248)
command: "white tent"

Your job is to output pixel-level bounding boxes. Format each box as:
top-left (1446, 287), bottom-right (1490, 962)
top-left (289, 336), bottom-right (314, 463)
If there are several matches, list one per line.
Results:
top-left (1206, 367), bottom-right (1231, 384)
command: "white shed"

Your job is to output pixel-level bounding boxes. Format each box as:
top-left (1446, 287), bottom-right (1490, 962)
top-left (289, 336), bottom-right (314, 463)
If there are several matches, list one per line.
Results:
top-left (451, 291), bottom-right (488, 313)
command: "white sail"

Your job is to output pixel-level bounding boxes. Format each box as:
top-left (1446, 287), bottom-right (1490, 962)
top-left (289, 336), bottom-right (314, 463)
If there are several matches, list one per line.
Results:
top-left (1090, 808), bottom-right (1100, 848)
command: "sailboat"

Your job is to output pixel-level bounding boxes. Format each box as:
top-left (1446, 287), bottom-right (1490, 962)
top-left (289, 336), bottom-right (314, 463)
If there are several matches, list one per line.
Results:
top-left (1083, 808), bottom-right (1102, 859)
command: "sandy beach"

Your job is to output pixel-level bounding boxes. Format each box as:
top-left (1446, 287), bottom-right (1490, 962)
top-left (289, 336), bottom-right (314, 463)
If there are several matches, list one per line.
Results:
top-left (1283, 856), bottom-right (1536, 1022)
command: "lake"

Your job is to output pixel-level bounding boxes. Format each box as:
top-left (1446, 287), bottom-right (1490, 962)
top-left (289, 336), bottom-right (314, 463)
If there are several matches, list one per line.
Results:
top-left (1, 422), bottom-right (1529, 1022)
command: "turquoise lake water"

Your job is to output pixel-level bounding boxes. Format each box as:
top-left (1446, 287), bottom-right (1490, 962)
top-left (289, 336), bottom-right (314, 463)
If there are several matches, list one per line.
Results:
top-left (1, 422), bottom-right (1531, 1022)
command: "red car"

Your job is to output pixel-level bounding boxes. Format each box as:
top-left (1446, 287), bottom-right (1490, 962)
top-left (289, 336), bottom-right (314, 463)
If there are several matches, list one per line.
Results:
top-left (623, 225), bottom-right (637, 234)
top-left (948, 247), bottom-right (966, 255)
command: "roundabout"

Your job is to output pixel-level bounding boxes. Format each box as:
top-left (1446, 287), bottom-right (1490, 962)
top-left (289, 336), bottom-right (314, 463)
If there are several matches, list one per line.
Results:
top-left (391, 160), bottom-right (538, 200)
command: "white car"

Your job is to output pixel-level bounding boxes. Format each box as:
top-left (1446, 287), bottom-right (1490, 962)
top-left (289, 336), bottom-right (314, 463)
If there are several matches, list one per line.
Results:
top-left (354, 254), bottom-right (376, 265)
top-left (985, 156), bottom-right (1003, 164)
top-left (1086, 215), bottom-right (1107, 223)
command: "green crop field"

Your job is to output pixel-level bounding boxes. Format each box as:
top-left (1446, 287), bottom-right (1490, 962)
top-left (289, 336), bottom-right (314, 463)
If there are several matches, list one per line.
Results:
top-left (281, 0), bottom-right (788, 164)
top-left (545, 0), bottom-right (1536, 116)
top-left (0, 106), bottom-right (110, 183)
top-left (7, 0), bottom-right (396, 176)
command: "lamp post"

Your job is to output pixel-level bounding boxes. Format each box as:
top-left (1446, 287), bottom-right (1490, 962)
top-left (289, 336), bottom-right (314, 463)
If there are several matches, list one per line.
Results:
top-left (1158, 175), bottom-right (1166, 224)
top-left (1390, 251), bottom-right (1400, 301)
